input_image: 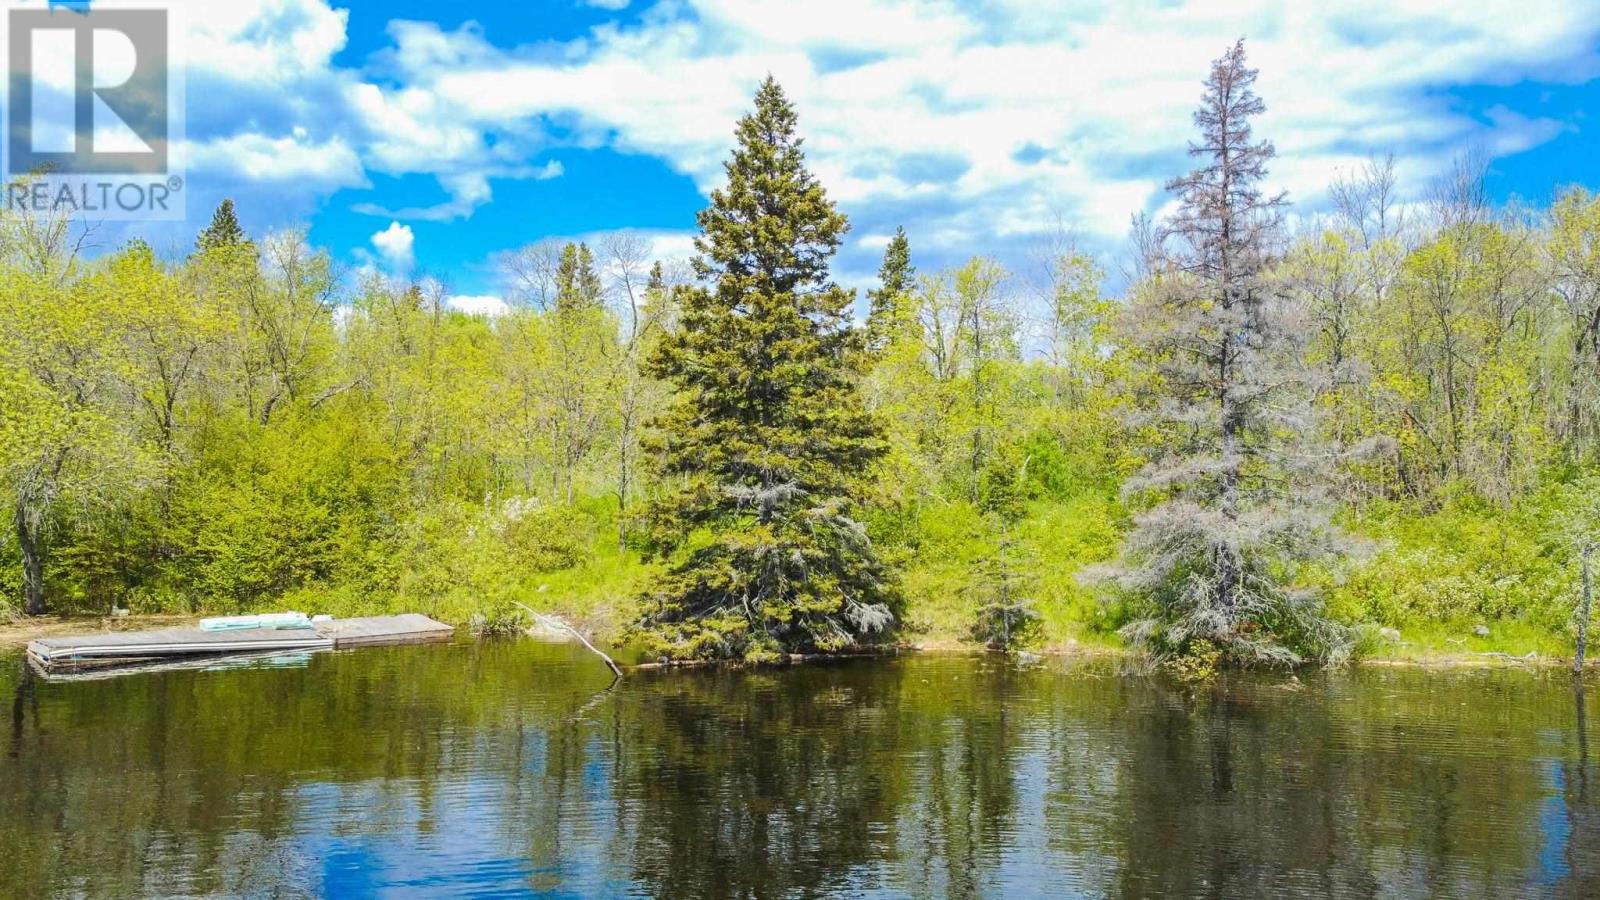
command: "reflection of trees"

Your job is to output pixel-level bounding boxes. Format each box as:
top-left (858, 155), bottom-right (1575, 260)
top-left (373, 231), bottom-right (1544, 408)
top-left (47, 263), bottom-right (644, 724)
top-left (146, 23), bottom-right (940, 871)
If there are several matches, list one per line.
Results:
top-left (9, 662), bottom-right (38, 759)
top-left (0, 641), bottom-right (611, 897)
top-left (596, 657), bottom-right (1036, 899)
top-left (1557, 677), bottom-right (1600, 899)
top-left (1109, 682), bottom-right (1386, 896)
top-left (1106, 670), bottom-right (1600, 897)
top-left (603, 663), bottom-right (914, 897)
top-left (890, 660), bottom-right (1028, 899)
top-left (6, 650), bottom-right (1600, 896)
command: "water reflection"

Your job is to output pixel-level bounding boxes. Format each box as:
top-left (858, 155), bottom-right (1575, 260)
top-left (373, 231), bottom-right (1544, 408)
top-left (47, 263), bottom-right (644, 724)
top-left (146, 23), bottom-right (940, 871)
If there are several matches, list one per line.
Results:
top-left (2, 643), bottom-right (1599, 897)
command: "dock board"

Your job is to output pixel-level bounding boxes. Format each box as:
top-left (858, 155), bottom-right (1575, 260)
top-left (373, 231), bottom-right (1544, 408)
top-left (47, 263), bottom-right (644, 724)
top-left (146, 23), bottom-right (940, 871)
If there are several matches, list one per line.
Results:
top-left (321, 614), bottom-right (455, 647)
top-left (26, 613), bottom-right (455, 672)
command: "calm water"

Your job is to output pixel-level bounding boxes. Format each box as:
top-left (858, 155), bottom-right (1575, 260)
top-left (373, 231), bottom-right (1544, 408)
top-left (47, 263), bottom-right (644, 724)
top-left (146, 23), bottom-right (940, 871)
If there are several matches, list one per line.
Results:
top-left (3, 641), bottom-right (1599, 898)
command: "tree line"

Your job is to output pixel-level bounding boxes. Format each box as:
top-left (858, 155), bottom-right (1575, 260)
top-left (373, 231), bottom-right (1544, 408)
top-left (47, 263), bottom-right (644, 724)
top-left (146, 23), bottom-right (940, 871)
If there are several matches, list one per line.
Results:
top-left (2, 41), bottom-right (1597, 664)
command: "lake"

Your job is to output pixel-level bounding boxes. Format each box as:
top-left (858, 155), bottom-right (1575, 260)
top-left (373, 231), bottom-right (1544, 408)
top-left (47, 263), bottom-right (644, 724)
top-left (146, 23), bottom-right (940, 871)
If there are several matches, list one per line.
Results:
top-left (3, 640), bottom-right (1597, 898)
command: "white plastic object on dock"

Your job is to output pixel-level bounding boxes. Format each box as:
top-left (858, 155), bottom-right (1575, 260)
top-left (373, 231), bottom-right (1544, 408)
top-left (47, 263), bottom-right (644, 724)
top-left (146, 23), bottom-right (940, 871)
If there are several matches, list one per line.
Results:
top-left (200, 612), bottom-right (313, 632)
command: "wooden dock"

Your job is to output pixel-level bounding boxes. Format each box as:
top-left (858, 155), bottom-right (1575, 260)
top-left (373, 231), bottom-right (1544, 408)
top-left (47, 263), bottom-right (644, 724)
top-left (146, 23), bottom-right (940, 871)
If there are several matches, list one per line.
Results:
top-left (26, 614), bottom-right (454, 673)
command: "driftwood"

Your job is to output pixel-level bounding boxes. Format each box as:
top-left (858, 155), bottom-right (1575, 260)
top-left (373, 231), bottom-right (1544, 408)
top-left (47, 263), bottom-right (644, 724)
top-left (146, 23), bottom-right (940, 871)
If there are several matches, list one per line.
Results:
top-left (513, 603), bottom-right (622, 682)
top-left (1471, 651), bottom-right (1539, 664)
top-left (626, 646), bottom-right (907, 671)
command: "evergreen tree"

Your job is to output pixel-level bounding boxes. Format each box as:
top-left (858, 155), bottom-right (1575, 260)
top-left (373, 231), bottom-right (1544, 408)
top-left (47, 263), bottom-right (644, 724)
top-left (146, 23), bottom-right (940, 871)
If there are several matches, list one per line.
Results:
top-left (556, 242), bottom-right (604, 314)
top-left (866, 226), bottom-right (914, 353)
top-left (196, 199), bottom-right (248, 252)
top-left (970, 449), bottom-right (1041, 652)
top-left (638, 77), bottom-right (897, 661)
top-left (1110, 40), bottom-right (1349, 666)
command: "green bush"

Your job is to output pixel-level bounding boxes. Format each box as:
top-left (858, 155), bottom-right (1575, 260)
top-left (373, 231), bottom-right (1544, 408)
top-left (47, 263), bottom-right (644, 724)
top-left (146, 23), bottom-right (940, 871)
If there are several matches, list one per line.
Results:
top-left (502, 501), bottom-right (596, 572)
top-left (1330, 496), bottom-right (1576, 629)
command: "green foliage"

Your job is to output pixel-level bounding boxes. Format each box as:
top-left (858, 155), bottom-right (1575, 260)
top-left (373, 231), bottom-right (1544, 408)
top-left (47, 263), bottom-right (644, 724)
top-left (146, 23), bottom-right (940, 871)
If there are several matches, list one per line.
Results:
top-left (865, 226), bottom-right (914, 354)
top-left (970, 589), bottom-right (1041, 651)
top-left (195, 198), bottom-right (249, 252)
top-left (1329, 496), bottom-right (1578, 630)
top-left (469, 602), bottom-right (529, 638)
top-left (503, 500), bottom-right (597, 572)
top-left (1163, 638), bottom-right (1222, 683)
top-left (889, 492), bottom-right (1127, 647)
top-left (555, 242), bottom-right (604, 314)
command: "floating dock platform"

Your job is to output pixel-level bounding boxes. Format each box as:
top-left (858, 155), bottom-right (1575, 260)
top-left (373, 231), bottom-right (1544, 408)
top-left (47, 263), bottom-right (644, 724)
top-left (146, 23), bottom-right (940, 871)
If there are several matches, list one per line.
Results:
top-left (26, 613), bottom-right (454, 674)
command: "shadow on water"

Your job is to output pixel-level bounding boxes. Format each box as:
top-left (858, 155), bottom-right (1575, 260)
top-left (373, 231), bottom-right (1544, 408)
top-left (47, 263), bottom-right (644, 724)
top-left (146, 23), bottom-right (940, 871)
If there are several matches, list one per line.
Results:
top-left (1, 644), bottom-right (1600, 897)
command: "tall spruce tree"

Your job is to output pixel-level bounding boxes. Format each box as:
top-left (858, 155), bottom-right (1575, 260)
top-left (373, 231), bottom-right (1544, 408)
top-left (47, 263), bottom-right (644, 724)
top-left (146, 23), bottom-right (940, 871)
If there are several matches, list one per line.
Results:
top-left (1110, 40), bottom-right (1349, 666)
top-left (196, 199), bottom-right (248, 252)
top-left (638, 77), bottom-right (897, 662)
top-left (865, 226), bottom-right (914, 353)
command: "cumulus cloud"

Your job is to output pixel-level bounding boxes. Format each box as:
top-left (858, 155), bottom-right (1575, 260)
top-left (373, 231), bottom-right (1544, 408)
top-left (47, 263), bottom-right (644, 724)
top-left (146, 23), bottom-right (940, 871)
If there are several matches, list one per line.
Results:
top-left (183, 129), bottom-right (366, 187)
top-left (185, 0), bottom-right (350, 83)
top-left (448, 294), bottom-right (510, 316)
top-left (356, 0), bottom-right (1596, 265)
top-left (142, 0), bottom-right (1600, 282)
top-left (371, 221), bottom-right (415, 271)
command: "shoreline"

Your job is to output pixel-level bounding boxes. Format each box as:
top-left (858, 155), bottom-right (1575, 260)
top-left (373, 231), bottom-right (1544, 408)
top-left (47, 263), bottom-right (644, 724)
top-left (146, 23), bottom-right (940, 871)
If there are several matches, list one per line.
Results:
top-left (2, 613), bottom-right (1590, 671)
top-left (0, 614), bottom-right (200, 650)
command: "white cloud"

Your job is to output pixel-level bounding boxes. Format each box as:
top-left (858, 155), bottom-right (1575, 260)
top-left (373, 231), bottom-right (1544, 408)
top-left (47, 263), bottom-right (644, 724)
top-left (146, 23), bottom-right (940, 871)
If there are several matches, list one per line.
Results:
top-left (448, 294), bottom-right (509, 316)
top-left (365, 0), bottom-right (1599, 259)
top-left (183, 131), bottom-right (367, 186)
top-left (121, 0), bottom-right (1600, 285)
top-left (371, 221), bottom-right (415, 271)
top-left (185, 0), bottom-right (350, 84)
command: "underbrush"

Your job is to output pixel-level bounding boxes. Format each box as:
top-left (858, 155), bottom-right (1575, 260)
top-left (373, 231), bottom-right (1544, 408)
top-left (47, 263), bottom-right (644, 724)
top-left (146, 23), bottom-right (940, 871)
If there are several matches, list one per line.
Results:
top-left (1328, 493), bottom-right (1581, 636)
top-left (889, 494), bottom-right (1127, 647)
top-left (5, 467), bottom-right (1593, 661)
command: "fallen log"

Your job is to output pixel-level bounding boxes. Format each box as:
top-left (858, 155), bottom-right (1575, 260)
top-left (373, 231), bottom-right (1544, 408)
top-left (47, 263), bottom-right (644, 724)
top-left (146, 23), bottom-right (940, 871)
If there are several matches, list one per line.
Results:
top-left (513, 603), bottom-right (622, 682)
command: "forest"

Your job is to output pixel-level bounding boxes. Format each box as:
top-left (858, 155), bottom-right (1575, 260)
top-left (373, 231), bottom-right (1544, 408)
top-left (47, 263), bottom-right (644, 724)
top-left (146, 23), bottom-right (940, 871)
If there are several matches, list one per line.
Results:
top-left (2, 41), bottom-right (1598, 666)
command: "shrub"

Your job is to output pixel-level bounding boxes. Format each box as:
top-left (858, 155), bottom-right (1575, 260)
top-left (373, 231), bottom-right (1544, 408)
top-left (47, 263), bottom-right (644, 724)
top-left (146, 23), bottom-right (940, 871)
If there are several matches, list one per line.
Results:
top-left (501, 499), bottom-right (596, 572)
top-left (1329, 497), bottom-right (1576, 629)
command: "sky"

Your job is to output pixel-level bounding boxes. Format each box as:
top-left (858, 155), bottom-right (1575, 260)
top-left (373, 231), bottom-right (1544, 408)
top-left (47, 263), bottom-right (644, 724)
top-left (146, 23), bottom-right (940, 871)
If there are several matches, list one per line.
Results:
top-left (23, 0), bottom-right (1600, 313)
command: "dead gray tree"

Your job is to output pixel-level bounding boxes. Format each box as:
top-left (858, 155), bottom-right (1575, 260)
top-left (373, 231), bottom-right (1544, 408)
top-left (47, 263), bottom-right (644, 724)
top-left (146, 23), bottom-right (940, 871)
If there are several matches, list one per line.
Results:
top-left (1108, 40), bottom-right (1351, 666)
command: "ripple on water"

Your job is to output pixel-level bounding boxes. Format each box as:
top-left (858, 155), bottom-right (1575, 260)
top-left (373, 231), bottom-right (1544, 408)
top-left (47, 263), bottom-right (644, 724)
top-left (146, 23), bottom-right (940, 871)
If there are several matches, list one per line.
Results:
top-left (2, 644), bottom-right (1599, 897)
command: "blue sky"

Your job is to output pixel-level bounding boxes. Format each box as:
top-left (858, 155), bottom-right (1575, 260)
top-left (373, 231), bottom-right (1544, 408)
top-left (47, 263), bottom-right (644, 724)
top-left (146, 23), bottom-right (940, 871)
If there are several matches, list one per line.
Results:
top-left (29, 0), bottom-right (1600, 308)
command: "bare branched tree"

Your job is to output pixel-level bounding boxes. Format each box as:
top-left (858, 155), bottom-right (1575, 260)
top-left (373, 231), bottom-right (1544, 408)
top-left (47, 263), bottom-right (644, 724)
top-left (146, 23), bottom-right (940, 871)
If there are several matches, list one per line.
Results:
top-left (600, 232), bottom-right (675, 548)
top-left (1428, 147), bottom-right (1490, 233)
top-left (503, 240), bottom-right (564, 312)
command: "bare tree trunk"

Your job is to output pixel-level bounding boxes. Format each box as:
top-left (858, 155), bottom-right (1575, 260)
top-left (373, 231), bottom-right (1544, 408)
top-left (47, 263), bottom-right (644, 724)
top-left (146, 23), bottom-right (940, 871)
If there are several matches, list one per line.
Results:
top-left (998, 526), bottom-right (1011, 650)
top-left (1217, 345), bottom-right (1241, 616)
top-left (14, 493), bottom-right (45, 617)
top-left (1576, 543), bottom-right (1593, 671)
top-left (968, 301), bottom-right (985, 503)
top-left (616, 428), bottom-right (631, 552)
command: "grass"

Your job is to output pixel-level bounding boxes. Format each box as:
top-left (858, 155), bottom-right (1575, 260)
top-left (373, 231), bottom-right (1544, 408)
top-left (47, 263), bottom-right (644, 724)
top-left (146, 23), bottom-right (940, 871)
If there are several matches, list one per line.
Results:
top-left (1369, 620), bottom-right (1578, 662)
